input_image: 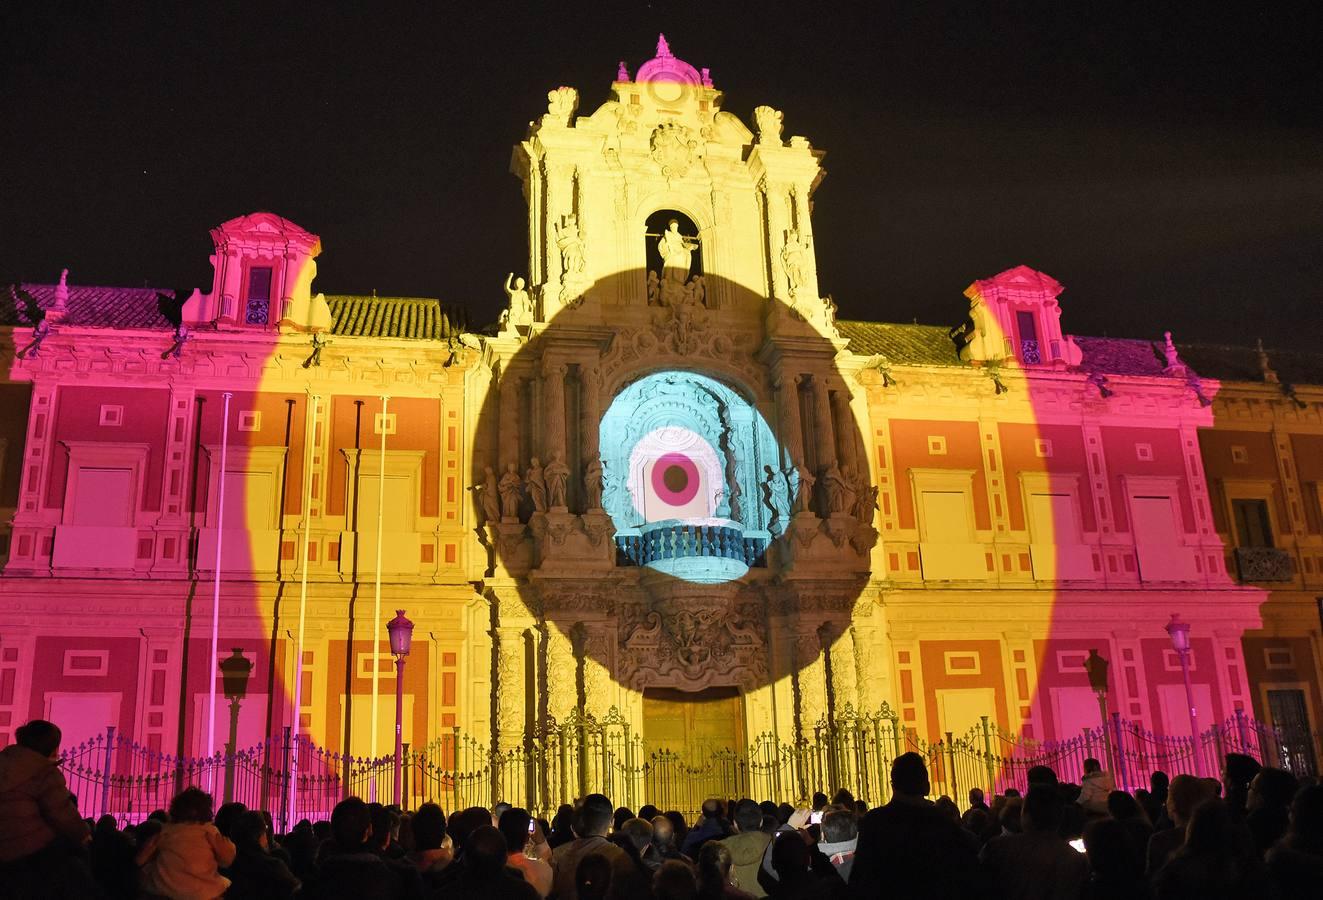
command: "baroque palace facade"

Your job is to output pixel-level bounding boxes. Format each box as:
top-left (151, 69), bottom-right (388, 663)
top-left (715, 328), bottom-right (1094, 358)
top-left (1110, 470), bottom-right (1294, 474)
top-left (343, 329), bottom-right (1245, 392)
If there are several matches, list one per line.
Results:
top-left (2, 38), bottom-right (1323, 774)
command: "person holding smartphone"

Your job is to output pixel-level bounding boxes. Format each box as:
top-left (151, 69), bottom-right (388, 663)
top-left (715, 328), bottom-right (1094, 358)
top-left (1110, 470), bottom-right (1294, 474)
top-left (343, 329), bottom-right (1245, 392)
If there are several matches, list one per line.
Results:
top-left (499, 807), bottom-right (553, 898)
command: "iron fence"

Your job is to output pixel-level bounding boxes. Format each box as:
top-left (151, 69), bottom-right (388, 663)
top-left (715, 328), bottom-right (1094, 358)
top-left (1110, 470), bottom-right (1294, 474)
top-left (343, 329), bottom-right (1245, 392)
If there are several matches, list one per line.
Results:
top-left (60, 705), bottom-right (1317, 829)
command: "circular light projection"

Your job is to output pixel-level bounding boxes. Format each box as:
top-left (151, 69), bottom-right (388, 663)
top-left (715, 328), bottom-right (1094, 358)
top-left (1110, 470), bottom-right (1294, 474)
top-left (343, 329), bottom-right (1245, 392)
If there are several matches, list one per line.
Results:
top-left (653, 453), bottom-right (699, 505)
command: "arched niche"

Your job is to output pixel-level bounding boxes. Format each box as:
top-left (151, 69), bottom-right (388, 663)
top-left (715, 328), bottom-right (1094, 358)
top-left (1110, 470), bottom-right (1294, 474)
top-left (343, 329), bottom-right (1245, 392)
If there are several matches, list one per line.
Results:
top-left (644, 210), bottom-right (704, 306)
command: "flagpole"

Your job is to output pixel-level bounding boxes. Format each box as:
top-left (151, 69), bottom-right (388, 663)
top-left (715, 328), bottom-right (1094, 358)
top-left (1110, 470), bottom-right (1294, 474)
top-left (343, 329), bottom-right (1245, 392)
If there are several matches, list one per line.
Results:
top-left (206, 391), bottom-right (233, 788)
top-left (370, 396), bottom-right (389, 766)
top-left (288, 392), bottom-right (318, 825)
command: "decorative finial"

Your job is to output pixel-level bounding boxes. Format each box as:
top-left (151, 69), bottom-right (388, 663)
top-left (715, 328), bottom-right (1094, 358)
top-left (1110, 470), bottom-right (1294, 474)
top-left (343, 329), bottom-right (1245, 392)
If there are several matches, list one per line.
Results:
top-left (1256, 338), bottom-right (1279, 384)
top-left (617, 60), bottom-right (629, 81)
top-left (656, 33), bottom-right (672, 58)
top-left (51, 267), bottom-right (69, 316)
top-left (700, 67), bottom-right (712, 87)
top-left (1160, 330), bottom-right (1185, 374)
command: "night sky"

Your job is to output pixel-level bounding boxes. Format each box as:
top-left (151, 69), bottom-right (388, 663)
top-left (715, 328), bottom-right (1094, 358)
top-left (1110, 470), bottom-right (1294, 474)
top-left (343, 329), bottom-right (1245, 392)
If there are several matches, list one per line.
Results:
top-left (3, 3), bottom-right (1320, 348)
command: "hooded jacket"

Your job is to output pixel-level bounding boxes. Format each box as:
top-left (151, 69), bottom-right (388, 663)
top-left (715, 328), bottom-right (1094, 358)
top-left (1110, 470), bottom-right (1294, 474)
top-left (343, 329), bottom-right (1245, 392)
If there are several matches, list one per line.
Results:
top-left (1077, 769), bottom-right (1116, 815)
top-left (719, 830), bottom-right (773, 897)
top-left (0, 744), bottom-right (90, 862)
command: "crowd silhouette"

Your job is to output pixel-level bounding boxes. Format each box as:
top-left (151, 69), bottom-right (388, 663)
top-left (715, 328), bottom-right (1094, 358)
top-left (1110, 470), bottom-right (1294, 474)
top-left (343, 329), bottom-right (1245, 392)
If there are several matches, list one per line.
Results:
top-left (2, 718), bottom-right (1321, 898)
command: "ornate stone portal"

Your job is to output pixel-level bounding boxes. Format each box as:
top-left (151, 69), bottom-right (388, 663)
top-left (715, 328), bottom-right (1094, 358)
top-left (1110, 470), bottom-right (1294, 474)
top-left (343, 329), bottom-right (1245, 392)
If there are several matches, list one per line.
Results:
top-left (487, 36), bottom-right (876, 758)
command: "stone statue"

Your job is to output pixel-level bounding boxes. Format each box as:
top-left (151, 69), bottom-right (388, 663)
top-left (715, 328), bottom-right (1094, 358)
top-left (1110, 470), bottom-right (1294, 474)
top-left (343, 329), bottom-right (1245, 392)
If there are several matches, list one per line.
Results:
top-left (792, 460), bottom-right (816, 515)
top-left (525, 457), bottom-right (548, 512)
top-left (556, 216), bottom-right (586, 279)
top-left (503, 273), bottom-right (533, 327)
top-left (546, 86), bottom-right (578, 121)
top-left (646, 270), bottom-right (660, 305)
top-left (473, 465), bottom-right (501, 524)
top-left (823, 462), bottom-right (853, 515)
top-left (657, 220), bottom-right (697, 283)
top-left (584, 454), bottom-right (604, 510)
top-left (852, 470), bottom-right (878, 525)
top-left (781, 229), bottom-right (810, 295)
top-left (544, 451), bottom-right (570, 509)
top-left (753, 105), bottom-right (783, 145)
top-left (498, 463), bottom-right (523, 520)
top-left (725, 477), bottom-right (742, 523)
top-left (762, 465), bottom-right (781, 528)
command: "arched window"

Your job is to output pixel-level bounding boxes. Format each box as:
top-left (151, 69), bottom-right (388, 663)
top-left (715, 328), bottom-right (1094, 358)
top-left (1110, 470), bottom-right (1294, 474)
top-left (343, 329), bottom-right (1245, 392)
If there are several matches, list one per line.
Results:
top-left (644, 210), bottom-right (703, 305)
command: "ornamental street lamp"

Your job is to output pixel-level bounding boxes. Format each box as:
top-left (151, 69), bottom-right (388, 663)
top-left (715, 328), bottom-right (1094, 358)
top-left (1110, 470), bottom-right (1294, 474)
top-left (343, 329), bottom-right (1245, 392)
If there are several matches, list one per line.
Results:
top-left (387, 609), bottom-right (414, 808)
top-left (1165, 613), bottom-right (1203, 775)
top-left (219, 648), bottom-right (253, 803)
top-left (1083, 648), bottom-right (1111, 770)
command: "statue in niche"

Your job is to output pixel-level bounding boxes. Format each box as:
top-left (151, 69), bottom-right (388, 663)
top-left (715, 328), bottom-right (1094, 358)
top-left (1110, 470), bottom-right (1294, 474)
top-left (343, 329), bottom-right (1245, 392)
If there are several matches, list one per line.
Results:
top-left (544, 451), bottom-right (570, 509)
top-left (657, 219), bottom-right (698, 284)
top-left (584, 454), bottom-right (604, 510)
top-left (781, 229), bottom-right (810, 296)
top-left (525, 457), bottom-right (548, 512)
top-left (646, 270), bottom-right (660, 306)
top-left (726, 477), bottom-right (742, 523)
top-left (762, 465), bottom-right (782, 529)
top-left (754, 105), bottom-right (783, 145)
top-left (503, 274), bottom-right (534, 327)
top-left (472, 466), bottom-right (501, 525)
top-left (791, 460), bottom-right (816, 515)
top-left (822, 463), bottom-right (854, 515)
top-left (852, 470), bottom-right (878, 525)
top-left (498, 463), bottom-right (524, 520)
top-left (555, 215), bottom-right (586, 295)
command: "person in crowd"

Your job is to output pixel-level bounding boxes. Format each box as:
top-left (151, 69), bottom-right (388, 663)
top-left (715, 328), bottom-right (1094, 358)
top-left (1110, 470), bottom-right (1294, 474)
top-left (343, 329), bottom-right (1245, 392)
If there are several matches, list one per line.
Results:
top-left (429, 806), bottom-right (497, 894)
top-left (1265, 782), bottom-right (1323, 898)
top-left (683, 798), bottom-right (734, 857)
top-left (979, 785), bottom-right (1089, 900)
top-left (550, 793), bottom-right (633, 900)
top-left (850, 752), bottom-right (979, 899)
top-left (576, 851), bottom-right (614, 900)
top-left (407, 802), bottom-right (453, 885)
top-left (612, 806), bottom-right (634, 835)
top-left (652, 814), bottom-right (687, 864)
top-left (1081, 817), bottom-right (1147, 900)
top-left (303, 795), bottom-right (423, 900)
top-left (966, 787), bottom-right (990, 815)
top-left (719, 799), bottom-right (772, 896)
top-left (1104, 790), bottom-right (1153, 870)
top-left (370, 803), bottom-right (406, 859)
top-left (818, 808), bottom-right (858, 883)
top-left (213, 800), bottom-right (247, 840)
top-left (1143, 771), bottom-right (1171, 830)
top-left (1246, 766), bottom-right (1297, 856)
top-left (499, 806), bottom-right (554, 897)
top-left (665, 809), bottom-right (691, 850)
top-left (223, 808), bottom-right (301, 899)
top-left (444, 824), bottom-right (540, 900)
top-left (698, 840), bottom-right (757, 900)
top-left (493, 801), bottom-right (514, 825)
top-left (136, 786), bottom-right (237, 900)
top-left (653, 858), bottom-right (700, 900)
top-left (549, 803), bottom-right (576, 849)
top-left (89, 813), bottom-right (138, 900)
top-left (1221, 753), bottom-right (1262, 822)
top-left (1077, 758), bottom-right (1116, 816)
top-left (831, 789), bottom-right (855, 808)
top-left (638, 804), bottom-right (660, 823)
top-left (811, 792), bottom-right (829, 812)
top-left (767, 830), bottom-right (838, 900)
top-left (0, 719), bottom-right (94, 896)
top-left (1152, 798), bottom-right (1267, 900)
top-left (1146, 773), bottom-right (1211, 875)
top-left (617, 816), bottom-right (657, 873)
top-left (1026, 765), bottom-right (1059, 792)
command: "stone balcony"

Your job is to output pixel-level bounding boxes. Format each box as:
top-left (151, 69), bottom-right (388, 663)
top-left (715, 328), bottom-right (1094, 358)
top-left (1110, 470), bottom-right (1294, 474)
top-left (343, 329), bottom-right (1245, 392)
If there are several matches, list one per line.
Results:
top-left (1234, 546), bottom-right (1296, 583)
top-left (614, 520), bottom-right (767, 583)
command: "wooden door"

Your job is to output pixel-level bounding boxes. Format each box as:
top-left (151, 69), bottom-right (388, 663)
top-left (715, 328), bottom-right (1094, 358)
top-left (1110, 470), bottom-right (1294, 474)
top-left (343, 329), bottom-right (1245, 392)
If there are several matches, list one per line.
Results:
top-left (642, 687), bottom-right (746, 759)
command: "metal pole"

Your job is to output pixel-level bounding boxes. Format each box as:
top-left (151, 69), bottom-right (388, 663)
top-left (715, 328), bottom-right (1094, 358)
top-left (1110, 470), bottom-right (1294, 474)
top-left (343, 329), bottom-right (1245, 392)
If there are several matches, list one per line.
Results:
top-left (224, 697), bottom-right (241, 803)
top-left (371, 396), bottom-right (389, 760)
top-left (100, 725), bottom-right (116, 819)
top-left (289, 393), bottom-right (318, 821)
top-left (394, 654), bottom-right (405, 807)
top-left (1179, 648), bottom-right (1203, 776)
top-left (206, 391), bottom-right (233, 788)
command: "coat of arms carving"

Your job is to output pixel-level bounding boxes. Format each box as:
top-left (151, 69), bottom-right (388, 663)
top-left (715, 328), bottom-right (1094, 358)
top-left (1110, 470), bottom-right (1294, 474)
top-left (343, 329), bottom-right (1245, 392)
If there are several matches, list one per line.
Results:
top-left (650, 122), bottom-right (699, 180)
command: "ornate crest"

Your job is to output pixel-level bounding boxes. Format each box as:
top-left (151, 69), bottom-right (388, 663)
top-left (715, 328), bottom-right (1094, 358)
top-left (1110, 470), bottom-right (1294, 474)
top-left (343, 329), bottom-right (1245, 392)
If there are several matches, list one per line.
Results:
top-left (618, 597), bottom-right (767, 690)
top-left (650, 122), bottom-right (698, 180)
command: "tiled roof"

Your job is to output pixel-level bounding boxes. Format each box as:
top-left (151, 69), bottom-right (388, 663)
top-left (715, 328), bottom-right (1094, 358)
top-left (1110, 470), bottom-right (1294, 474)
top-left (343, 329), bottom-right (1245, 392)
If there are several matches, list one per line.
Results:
top-left (1073, 336), bottom-right (1170, 378)
top-left (325, 295), bottom-right (467, 340)
top-left (1175, 343), bottom-right (1323, 388)
top-left (3, 283), bottom-right (175, 330)
top-left (836, 320), bottom-right (963, 366)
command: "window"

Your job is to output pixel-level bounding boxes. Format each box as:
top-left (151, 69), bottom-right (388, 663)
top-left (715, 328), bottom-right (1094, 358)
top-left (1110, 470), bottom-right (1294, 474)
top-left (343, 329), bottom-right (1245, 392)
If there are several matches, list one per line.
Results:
top-left (1016, 311), bottom-right (1041, 364)
top-left (927, 435), bottom-right (948, 456)
top-left (245, 266), bottom-right (273, 325)
top-left (72, 468), bottom-right (134, 527)
top-left (1232, 498), bottom-right (1274, 548)
top-left (237, 411), bottom-right (262, 432)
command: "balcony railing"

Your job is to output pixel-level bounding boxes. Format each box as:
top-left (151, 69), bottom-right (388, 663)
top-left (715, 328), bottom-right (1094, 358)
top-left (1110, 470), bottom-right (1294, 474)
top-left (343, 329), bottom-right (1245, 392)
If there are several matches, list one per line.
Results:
top-left (1234, 546), bottom-right (1295, 582)
top-left (1020, 338), bottom-right (1042, 364)
top-left (615, 521), bottom-right (766, 578)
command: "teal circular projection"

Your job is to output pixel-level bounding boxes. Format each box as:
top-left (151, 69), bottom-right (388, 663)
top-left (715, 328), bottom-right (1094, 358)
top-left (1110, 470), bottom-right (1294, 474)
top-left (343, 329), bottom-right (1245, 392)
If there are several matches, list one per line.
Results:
top-left (598, 371), bottom-right (791, 584)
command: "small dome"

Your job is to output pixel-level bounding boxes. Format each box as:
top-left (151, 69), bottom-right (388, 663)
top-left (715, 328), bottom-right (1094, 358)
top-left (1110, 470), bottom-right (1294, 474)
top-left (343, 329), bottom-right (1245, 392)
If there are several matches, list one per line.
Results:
top-left (635, 33), bottom-right (704, 86)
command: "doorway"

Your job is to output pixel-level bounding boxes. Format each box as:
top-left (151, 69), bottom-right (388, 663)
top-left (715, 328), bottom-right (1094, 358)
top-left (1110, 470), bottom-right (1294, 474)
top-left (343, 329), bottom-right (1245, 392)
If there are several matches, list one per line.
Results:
top-left (642, 687), bottom-right (745, 760)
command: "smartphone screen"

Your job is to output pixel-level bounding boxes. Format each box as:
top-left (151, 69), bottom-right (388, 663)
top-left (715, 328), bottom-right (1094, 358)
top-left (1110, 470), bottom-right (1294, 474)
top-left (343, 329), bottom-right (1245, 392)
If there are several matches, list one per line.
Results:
top-left (809, 811), bottom-right (822, 825)
top-left (528, 820), bottom-right (536, 834)
top-left (1068, 838), bottom-right (1086, 853)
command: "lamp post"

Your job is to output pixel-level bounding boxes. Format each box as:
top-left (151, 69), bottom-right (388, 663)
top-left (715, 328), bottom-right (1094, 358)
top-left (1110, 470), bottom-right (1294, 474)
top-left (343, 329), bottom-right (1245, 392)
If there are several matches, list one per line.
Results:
top-left (219, 648), bottom-right (253, 803)
top-left (1165, 613), bottom-right (1203, 775)
top-left (1083, 647), bottom-right (1111, 770)
top-left (387, 609), bottom-right (414, 808)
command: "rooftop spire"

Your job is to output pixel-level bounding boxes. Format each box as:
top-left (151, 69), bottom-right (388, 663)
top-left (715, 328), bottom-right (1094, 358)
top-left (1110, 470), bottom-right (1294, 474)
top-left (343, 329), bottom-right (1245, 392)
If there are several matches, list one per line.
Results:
top-left (656, 33), bottom-right (672, 58)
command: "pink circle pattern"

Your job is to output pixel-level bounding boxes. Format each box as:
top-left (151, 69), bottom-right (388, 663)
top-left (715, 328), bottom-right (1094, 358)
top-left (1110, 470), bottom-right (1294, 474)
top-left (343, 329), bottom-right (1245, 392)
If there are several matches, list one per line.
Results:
top-left (650, 452), bottom-right (701, 506)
